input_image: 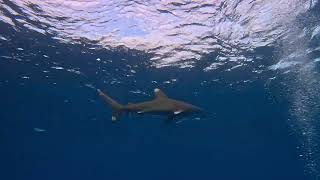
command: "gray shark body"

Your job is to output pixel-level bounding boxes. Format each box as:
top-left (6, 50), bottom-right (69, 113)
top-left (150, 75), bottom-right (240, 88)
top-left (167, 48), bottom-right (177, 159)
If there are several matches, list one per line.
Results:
top-left (97, 88), bottom-right (202, 122)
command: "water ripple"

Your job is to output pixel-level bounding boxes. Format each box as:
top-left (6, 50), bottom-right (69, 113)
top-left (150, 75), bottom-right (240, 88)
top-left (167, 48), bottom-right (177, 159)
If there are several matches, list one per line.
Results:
top-left (0, 0), bottom-right (317, 69)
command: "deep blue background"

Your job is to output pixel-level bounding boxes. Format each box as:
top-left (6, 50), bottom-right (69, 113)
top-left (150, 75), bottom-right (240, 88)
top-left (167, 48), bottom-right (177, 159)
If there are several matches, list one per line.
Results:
top-left (0, 23), bottom-right (312, 180)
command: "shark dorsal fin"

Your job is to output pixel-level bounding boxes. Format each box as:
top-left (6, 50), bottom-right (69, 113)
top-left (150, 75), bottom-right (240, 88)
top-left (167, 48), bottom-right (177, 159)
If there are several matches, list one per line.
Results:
top-left (154, 88), bottom-right (168, 99)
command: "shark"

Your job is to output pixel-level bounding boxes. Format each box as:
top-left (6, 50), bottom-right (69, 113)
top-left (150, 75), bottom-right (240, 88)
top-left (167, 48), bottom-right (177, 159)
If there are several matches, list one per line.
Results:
top-left (97, 88), bottom-right (202, 122)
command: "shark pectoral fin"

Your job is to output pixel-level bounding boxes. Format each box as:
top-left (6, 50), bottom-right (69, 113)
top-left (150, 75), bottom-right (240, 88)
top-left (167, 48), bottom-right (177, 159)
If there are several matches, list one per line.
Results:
top-left (174, 110), bottom-right (183, 115)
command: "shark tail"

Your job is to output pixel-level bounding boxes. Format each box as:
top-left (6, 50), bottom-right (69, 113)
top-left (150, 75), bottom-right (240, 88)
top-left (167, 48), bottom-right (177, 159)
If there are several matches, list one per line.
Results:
top-left (97, 89), bottom-right (124, 122)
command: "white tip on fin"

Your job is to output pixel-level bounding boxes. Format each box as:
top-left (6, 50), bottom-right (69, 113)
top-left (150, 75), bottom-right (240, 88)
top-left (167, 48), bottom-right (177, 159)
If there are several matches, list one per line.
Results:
top-left (111, 116), bottom-right (117, 121)
top-left (174, 110), bottom-right (183, 115)
top-left (154, 88), bottom-right (168, 99)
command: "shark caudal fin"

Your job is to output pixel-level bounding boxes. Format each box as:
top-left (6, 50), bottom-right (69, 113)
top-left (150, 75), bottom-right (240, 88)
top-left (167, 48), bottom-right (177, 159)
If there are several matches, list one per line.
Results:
top-left (97, 89), bottom-right (124, 122)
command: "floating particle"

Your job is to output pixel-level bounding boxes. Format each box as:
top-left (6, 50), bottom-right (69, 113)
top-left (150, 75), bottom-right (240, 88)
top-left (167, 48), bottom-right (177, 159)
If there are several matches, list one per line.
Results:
top-left (34, 128), bottom-right (46, 132)
top-left (1, 56), bottom-right (12, 59)
top-left (51, 66), bottom-right (64, 70)
top-left (0, 36), bottom-right (8, 41)
top-left (67, 69), bottom-right (81, 75)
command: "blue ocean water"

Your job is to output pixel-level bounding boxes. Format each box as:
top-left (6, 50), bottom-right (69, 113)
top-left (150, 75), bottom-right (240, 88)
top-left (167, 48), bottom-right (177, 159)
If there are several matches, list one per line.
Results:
top-left (1, 0), bottom-right (320, 180)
